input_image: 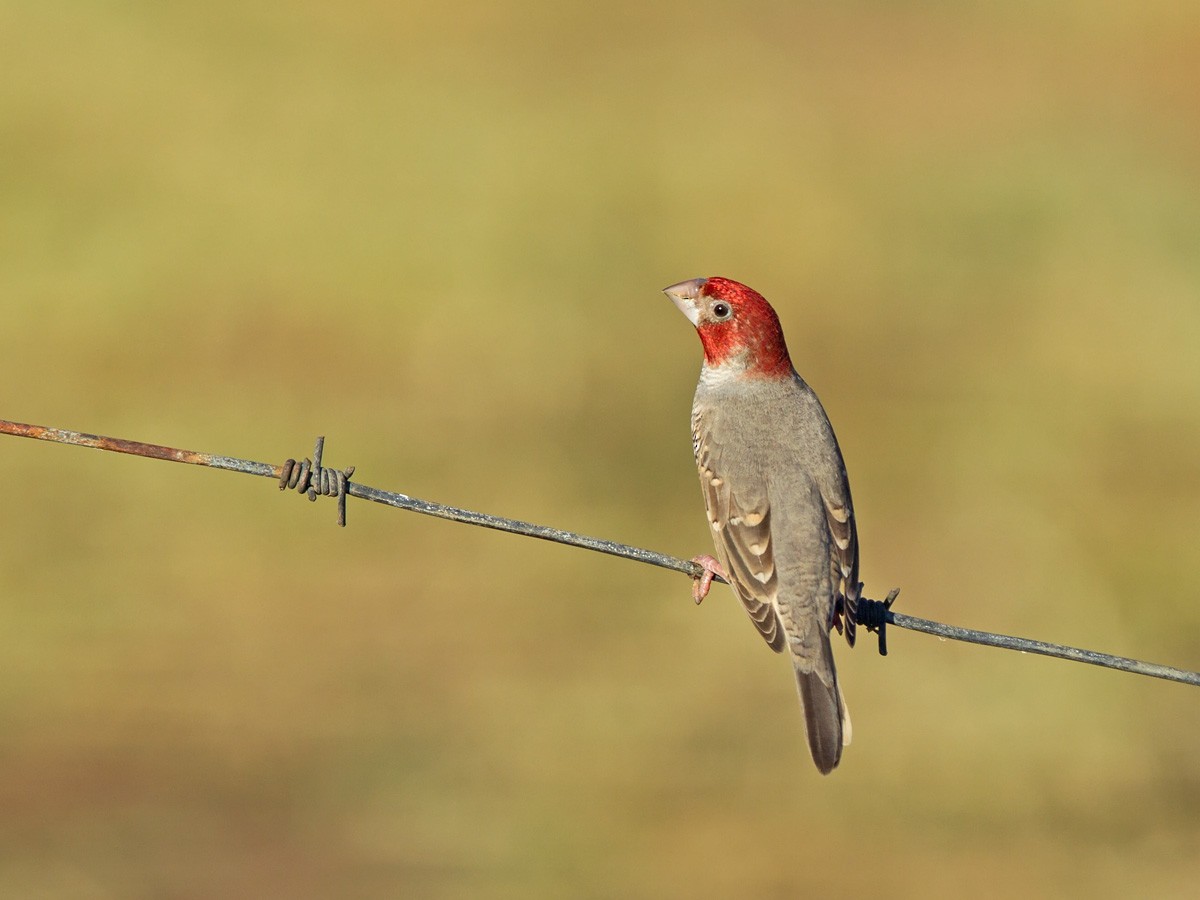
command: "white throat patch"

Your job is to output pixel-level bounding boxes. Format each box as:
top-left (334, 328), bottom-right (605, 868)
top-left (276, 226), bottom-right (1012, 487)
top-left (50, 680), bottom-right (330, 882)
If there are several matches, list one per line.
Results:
top-left (699, 361), bottom-right (742, 387)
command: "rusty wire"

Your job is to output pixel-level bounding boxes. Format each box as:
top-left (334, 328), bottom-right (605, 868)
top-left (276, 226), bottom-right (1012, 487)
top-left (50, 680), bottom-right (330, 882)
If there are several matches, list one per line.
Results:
top-left (2, 416), bottom-right (1198, 688)
top-left (278, 436), bottom-right (355, 527)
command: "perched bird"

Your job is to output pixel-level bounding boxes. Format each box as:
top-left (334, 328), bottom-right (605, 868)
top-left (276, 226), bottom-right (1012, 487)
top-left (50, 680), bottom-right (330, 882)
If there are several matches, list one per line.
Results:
top-left (663, 277), bottom-right (860, 774)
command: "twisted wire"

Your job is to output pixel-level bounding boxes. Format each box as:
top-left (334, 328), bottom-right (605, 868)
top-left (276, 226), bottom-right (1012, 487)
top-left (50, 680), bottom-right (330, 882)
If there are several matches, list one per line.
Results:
top-left (1, 417), bottom-right (1197, 688)
top-left (278, 436), bottom-right (355, 526)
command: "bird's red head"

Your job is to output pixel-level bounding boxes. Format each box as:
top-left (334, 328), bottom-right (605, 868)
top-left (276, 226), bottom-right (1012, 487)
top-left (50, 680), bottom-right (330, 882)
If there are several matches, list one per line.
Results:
top-left (663, 277), bottom-right (793, 378)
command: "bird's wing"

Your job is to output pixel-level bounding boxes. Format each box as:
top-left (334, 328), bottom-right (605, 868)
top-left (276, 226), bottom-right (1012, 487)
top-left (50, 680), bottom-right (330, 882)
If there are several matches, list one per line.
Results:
top-left (693, 410), bottom-right (786, 652)
top-left (820, 475), bottom-right (860, 647)
top-left (768, 473), bottom-right (838, 668)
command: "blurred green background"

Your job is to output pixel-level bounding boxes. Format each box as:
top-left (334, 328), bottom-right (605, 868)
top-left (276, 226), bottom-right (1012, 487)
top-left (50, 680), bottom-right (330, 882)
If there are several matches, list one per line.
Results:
top-left (2, 1), bottom-right (1199, 897)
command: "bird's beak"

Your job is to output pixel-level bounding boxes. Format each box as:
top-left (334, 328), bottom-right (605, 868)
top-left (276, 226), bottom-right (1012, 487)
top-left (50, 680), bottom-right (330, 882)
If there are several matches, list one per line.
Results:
top-left (663, 278), bottom-right (707, 327)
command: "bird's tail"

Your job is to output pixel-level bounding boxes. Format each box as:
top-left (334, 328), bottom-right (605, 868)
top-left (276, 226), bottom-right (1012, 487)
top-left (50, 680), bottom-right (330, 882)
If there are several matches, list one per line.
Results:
top-left (794, 633), bottom-right (851, 775)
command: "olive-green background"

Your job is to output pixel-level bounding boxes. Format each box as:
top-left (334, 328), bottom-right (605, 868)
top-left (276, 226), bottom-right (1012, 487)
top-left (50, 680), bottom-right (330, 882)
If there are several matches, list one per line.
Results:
top-left (2, 2), bottom-right (1198, 897)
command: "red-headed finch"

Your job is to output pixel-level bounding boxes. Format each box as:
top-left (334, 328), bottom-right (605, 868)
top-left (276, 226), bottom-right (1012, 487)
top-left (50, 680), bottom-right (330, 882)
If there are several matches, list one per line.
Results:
top-left (664, 277), bottom-right (860, 774)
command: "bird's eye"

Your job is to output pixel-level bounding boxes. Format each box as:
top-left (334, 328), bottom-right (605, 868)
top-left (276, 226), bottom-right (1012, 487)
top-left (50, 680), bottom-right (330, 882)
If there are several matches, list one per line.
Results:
top-left (712, 302), bottom-right (732, 320)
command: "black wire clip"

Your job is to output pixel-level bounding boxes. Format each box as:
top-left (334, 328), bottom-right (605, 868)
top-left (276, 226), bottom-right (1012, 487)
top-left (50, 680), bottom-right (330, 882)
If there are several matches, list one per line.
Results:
top-left (854, 587), bottom-right (901, 657)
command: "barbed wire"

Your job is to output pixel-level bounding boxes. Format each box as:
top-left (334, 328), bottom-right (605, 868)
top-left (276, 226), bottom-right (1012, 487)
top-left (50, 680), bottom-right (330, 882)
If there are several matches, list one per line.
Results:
top-left (2, 417), bottom-right (1197, 688)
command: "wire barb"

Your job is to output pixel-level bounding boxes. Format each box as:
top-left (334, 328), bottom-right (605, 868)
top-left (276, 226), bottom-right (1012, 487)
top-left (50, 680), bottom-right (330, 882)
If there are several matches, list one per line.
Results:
top-left (854, 587), bottom-right (901, 657)
top-left (277, 436), bottom-right (355, 527)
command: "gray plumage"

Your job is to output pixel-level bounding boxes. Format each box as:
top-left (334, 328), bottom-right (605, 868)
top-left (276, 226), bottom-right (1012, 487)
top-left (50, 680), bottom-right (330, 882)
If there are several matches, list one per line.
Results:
top-left (691, 370), bottom-right (857, 774)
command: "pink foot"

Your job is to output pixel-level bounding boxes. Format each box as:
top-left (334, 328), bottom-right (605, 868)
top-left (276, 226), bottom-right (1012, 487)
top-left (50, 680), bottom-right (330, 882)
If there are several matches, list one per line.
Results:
top-left (690, 554), bottom-right (727, 605)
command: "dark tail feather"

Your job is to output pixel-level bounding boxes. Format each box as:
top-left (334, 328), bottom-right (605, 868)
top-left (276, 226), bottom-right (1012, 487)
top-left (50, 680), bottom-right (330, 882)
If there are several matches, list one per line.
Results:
top-left (794, 635), bottom-right (850, 775)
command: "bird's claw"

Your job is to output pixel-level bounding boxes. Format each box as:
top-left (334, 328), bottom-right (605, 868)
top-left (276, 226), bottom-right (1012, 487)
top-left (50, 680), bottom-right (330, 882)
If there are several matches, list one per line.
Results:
top-left (690, 554), bottom-right (727, 605)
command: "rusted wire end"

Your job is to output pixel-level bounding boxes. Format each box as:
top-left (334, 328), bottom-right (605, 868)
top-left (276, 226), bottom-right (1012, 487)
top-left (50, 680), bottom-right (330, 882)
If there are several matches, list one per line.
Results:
top-left (277, 436), bottom-right (355, 527)
top-left (855, 587), bottom-right (901, 657)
